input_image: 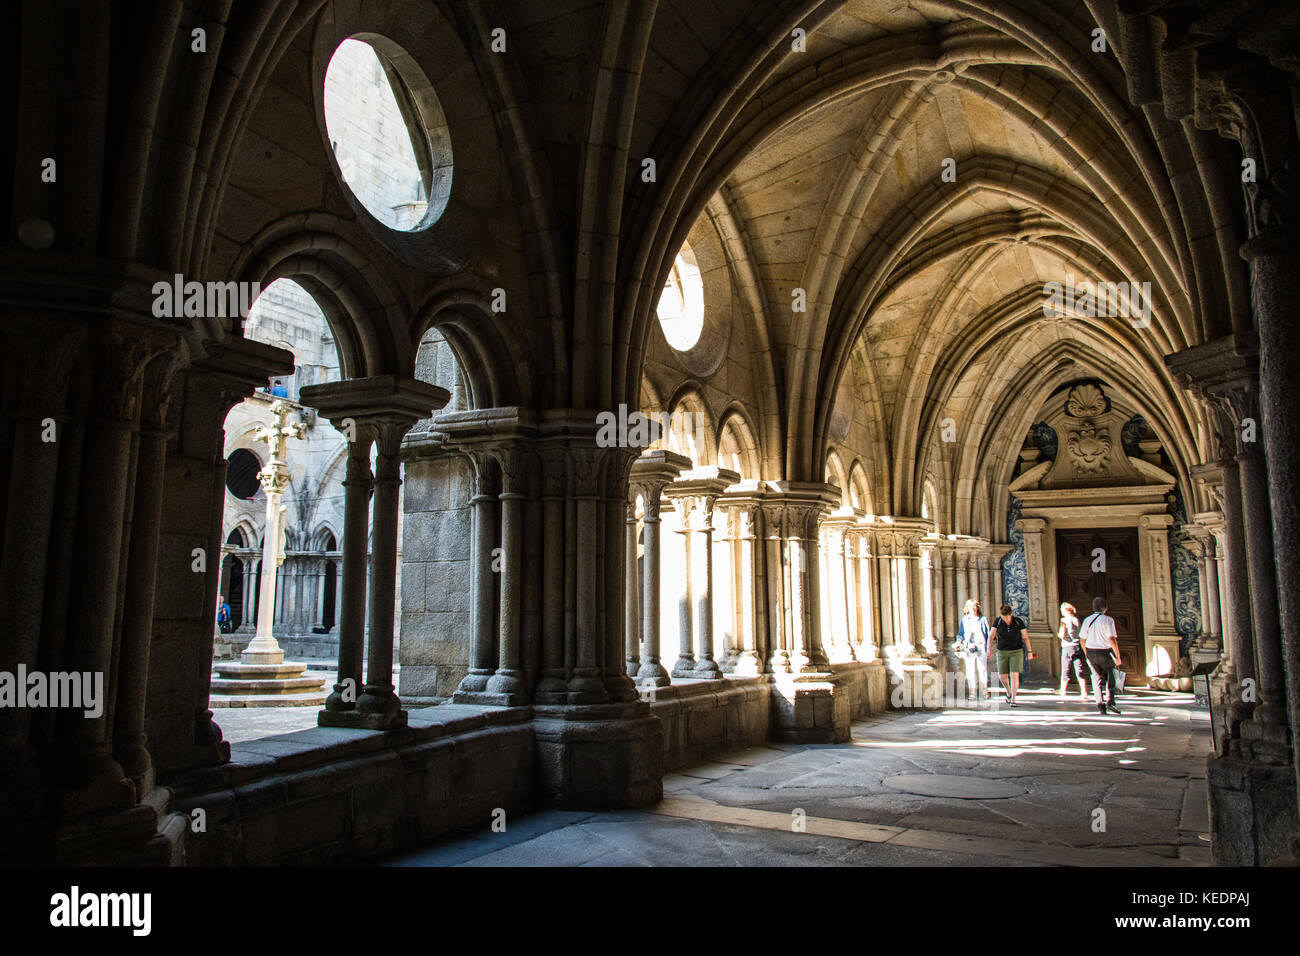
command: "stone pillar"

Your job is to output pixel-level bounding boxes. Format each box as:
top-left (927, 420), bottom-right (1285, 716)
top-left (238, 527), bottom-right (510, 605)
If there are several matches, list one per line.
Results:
top-left (822, 516), bottom-right (857, 662)
top-left (630, 451), bottom-right (688, 687)
top-left (854, 529), bottom-right (877, 661)
top-left (920, 543), bottom-right (939, 653)
top-left (302, 377), bottom-right (449, 729)
top-left (460, 460), bottom-right (498, 696)
top-left (485, 449), bottom-right (528, 704)
top-left (114, 356), bottom-right (180, 793)
top-left (666, 466), bottom-right (738, 678)
top-left (625, 499), bottom-right (640, 677)
top-left (0, 324), bottom-right (86, 822)
top-left (1243, 216), bottom-right (1300, 847)
top-left (537, 448), bottom-right (568, 703)
top-left (669, 495), bottom-right (696, 678)
top-left (327, 439), bottom-right (371, 712)
top-left (734, 502), bottom-right (762, 675)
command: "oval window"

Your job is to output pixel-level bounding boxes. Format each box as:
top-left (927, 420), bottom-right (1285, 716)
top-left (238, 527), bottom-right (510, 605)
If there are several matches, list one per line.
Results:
top-left (656, 247), bottom-right (705, 351)
top-left (322, 38), bottom-right (451, 231)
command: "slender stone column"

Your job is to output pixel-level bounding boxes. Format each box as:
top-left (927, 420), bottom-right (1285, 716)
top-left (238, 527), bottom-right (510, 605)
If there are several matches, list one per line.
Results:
top-left (567, 447), bottom-right (607, 703)
top-left (461, 463), bottom-right (497, 695)
top-left (855, 529), bottom-right (877, 660)
top-left (326, 436), bottom-right (371, 712)
top-left (1219, 461), bottom-right (1256, 737)
top-left (537, 450), bottom-right (568, 702)
top-left (1237, 447), bottom-right (1287, 734)
top-left (693, 503), bottom-right (721, 677)
top-left (773, 488), bottom-right (837, 674)
top-left (630, 451), bottom-right (688, 687)
top-left (301, 377), bottom-right (449, 729)
top-left (1242, 224), bottom-right (1300, 786)
top-left (0, 324), bottom-right (84, 812)
top-left (59, 328), bottom-right (162, 817)
top-left (114, 358), bottom-right (179, 791)
top-left (920, 546), bottom-right (938, 653)
top-left (669, 496), bottom-right (696, 677)
top-left (625, 500), bottom-right (640, 677)
top-left (734, 505), bottom-right (761, 675)
top-left (875, 530), bottom-right (896, 649)
top-left (354, 419), bottom-right (409, 726)
top-left (486, 449), bottom-right (527, 703)
top-left (954, 550), bottom-right (969, 619)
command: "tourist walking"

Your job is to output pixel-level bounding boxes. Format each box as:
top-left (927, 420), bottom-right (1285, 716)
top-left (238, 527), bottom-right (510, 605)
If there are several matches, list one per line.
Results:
top-left (957, 599), bottom-right (990, 701)
top-left (1081, 596), bottom-right (1123, 714)
top-left (1057, 602), bottom-right (1090, 699)
top-left (989, 605), bottom-right (1033, 707)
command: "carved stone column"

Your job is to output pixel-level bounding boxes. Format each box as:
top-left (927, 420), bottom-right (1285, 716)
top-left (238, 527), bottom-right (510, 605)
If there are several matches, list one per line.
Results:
top-left (485, 448), bottom-right (528, 704)
top-left (666, 466), bottom-right (738, 678)
top-left (853, 528), bottom-right (877, 661)
top-left (303, 377), bottom-right (449, 729)
top-left (630, 450), bottom-right (689, 687)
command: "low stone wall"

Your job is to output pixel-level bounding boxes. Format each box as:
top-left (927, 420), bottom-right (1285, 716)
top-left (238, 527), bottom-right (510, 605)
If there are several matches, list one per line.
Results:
top-left (646, 677), bottom-right (770, 770)
top-left (167, 666), bottom-right (894, 864)
top-left (169, 705), bottom-right (533, 865)
top-left (832, 661), bottom-right (889, 718)
top-left (1206, 753), bottom-right (1298, 866)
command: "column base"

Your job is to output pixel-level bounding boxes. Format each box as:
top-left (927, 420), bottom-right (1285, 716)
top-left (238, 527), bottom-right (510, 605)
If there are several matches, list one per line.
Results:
top-left (567, 670), bottom-right (608, 705)
top-left (671, 657), bottom-right (697, 679)
top-left (1207, 752), bottom-right (1298, 865)
top-left (769, 674), bottom-right (849, 743)
top-left (454, 671), bottom-right (493, 696)
top-left (534, 674), bottom-right (568, 705)
top-left (730, 652), bottom-right (762, 676)
top-left (693, 658), bottom-right (722, 678)
top-left (636, 659), bottom-right (670, 685)
top-left (13, 787), bottom-right (188, 866)
top-left (532, 702), bottom-right (663, 809)
top-left (484, 670), bottom-right (530, 706)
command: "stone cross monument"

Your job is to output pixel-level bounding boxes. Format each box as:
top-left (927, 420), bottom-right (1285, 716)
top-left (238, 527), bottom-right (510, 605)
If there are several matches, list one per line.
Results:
top-left (210, 399), bottom-right (326, 706)
top-left (242, 401), bottom-right (306, 665)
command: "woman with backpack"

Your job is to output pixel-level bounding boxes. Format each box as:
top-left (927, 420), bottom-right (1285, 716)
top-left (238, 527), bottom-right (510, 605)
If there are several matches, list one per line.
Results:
top-left (988, 604), bottom-right (1033, 707)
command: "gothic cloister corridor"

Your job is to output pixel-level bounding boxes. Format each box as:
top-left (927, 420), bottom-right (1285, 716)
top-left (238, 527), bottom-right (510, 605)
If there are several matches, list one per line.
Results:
top-left (383, 686), bottom-right (1211, 866)
top-left (4, 1), bottom-right (1300, 928)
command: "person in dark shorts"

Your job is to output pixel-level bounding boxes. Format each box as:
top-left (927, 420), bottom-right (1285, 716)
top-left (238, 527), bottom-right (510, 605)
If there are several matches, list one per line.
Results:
top-left (1080, 596), bottom-right (1123, 714)
top-left (1057, 602), bottom-right (1090, 699)
top-left (988, 604), bottom-right (1033, 707)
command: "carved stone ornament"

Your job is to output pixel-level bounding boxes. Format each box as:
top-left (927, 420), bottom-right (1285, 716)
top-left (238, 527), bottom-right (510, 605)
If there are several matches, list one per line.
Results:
top-left (1065, 383), bottom-right (1107, 419)
top-left (1066, 420), bottom-right (1113, 475)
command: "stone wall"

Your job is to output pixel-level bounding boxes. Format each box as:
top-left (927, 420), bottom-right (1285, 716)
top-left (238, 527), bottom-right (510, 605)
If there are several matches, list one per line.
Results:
top-left (170, 706), bottom-right (533, 865)
top-left (648, 678), bottom-right (770, 770)
top-left (398, 454), bottom-right (474, 699)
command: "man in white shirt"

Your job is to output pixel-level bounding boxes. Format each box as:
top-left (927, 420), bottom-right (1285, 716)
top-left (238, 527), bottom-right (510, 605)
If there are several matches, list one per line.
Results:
top-left (1080, 596), bottom-right (1123, 714)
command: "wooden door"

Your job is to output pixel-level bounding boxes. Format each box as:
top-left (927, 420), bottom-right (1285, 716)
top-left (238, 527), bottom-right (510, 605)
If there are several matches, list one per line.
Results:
top-left (1055, 528), bottom-right (1145, 683)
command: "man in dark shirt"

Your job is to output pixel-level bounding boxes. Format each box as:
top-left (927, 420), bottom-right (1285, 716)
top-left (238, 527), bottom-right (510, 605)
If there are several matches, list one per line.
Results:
top-left (987, 604), bottom-right (1033, 707)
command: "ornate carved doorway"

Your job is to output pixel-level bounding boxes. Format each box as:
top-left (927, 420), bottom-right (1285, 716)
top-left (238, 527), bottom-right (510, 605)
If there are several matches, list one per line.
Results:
top-left (1055, 528), bottom-right (1146, 682)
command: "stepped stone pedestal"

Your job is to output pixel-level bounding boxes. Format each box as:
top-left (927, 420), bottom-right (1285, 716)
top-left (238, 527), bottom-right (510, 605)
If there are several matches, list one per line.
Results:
top-left (209, 656), bottom-right (327, 708)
